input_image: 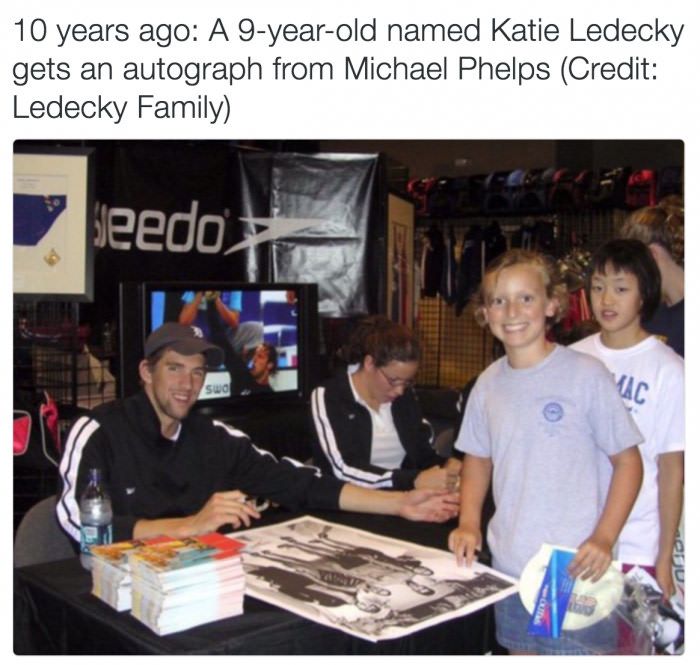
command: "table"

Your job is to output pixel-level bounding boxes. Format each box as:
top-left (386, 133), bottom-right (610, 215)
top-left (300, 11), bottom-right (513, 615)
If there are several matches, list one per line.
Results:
top-left (14, 510), bottom-right (496, 654)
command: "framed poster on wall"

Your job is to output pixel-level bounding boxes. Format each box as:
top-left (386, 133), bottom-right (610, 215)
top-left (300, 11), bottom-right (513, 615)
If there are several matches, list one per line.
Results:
top-left (13, 146), bottom-right (95, 301)
top-left (387, 192), bottom-right (415, 327)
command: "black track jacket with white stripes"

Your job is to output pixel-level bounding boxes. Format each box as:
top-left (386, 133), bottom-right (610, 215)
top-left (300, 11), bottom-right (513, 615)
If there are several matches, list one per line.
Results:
top-left (310, 373), bottom-right (443, 491)
top-left (57, 390), bottom-right (342, 543)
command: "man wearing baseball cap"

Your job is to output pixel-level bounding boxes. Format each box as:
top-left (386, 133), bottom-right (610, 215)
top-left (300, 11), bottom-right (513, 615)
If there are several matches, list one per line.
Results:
top-left (57, 323), bottom-right (459, 544)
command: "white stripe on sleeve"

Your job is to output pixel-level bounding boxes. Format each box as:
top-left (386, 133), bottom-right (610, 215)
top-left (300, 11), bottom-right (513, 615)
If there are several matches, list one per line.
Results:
top-left (311, 386), bottom-right (394, 489)
top-left (56, 416), bottom-right (101, 541)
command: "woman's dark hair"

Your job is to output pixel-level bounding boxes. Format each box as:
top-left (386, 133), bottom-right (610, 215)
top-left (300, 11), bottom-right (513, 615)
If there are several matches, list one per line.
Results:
top-left (586, 238), bottom-right (662, 322)
top-left (342, 315), bottom-right (420, 367)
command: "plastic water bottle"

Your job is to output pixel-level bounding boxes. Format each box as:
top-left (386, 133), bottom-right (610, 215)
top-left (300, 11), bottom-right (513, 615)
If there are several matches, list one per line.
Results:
top-left (79, 468), bottom-right (113, 570)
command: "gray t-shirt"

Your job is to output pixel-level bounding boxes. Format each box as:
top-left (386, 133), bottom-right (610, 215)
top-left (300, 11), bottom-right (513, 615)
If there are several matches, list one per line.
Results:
top-left (455, 345), bottom-right (643, 578)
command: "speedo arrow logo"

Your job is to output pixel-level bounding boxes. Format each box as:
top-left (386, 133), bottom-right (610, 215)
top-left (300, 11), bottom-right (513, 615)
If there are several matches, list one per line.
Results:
top-left (223, 217), bottom-right (326, 256)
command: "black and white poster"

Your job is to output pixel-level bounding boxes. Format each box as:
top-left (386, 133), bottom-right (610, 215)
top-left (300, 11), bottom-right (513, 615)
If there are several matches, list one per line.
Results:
top-left (237, 517), bottom-right (517, 642)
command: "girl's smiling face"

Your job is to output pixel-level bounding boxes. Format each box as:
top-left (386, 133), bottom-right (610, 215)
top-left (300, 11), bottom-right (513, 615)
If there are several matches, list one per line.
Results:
top-left (482, 263), bottom-right (558, 367)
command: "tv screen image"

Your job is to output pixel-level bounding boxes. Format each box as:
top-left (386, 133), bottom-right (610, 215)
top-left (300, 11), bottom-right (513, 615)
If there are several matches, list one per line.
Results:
top-left (119, 282), bottom-right (319, 408)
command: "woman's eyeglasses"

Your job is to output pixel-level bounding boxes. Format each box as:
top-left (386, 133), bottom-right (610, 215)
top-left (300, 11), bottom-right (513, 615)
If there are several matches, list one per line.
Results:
top-left (377, 366), bottom-right (415, 389)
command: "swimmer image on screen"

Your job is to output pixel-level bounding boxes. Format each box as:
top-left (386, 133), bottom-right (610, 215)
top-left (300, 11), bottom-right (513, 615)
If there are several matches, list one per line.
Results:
top-left (148, 287), bottom-right (299, 400)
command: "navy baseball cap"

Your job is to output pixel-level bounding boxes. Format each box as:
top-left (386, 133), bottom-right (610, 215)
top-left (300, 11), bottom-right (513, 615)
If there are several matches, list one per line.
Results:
top-left (144, 323), bottom-right (224, 368)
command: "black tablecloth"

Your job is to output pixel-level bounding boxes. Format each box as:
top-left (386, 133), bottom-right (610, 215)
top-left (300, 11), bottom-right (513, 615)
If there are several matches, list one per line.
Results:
top-left (14, 509), bottom-right (495, 654)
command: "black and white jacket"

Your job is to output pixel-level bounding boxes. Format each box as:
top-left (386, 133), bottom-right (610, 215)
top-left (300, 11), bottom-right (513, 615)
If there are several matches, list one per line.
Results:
top-left (57, 391), bottom-right (342, 543)
top-left (310, 373), bottom-right (444, 491)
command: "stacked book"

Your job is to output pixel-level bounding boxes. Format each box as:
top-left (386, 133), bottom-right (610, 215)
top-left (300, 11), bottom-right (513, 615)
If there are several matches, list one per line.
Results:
top-left (89, 533), bottom-right (246, 635)
top-left (91, 536), bottom-right (172, 611)
top-left (127, 533), bottom-right (246, 635)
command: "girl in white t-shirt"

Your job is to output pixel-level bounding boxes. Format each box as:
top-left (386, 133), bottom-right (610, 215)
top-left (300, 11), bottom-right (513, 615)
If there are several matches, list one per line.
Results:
top-left (572, 238), bottom-right (684, 599)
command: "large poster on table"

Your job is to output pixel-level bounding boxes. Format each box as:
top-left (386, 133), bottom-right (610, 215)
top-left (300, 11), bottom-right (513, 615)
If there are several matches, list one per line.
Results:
top-left (237, 517), bottom-right (517, 642)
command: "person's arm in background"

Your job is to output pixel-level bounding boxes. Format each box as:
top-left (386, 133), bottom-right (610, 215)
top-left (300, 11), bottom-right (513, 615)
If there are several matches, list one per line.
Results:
top-left (178, 291), bottom-right (203, 325)
top-left (653, 358), bottom-right (685, 599)
top-left (656, 451), bottom-right (684, 599)
top-left (214, 295), bottom-right (240, 329)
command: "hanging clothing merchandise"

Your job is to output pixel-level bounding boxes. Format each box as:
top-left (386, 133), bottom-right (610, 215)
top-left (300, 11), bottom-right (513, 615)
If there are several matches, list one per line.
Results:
top-left (484, 220), bottom-right (507, 264)
top-left (455, 224), bottom-right (484, 317)
top-left (440, 225), bottom-right (458, 305)
top-left (413, 258), bottom-right (422, 320)
top-left (534, 219), bottom-right (556, 252)
top-left (511, 220), bottom-right (535, 250)
top-left (420, 223), bottom-right (445, 297)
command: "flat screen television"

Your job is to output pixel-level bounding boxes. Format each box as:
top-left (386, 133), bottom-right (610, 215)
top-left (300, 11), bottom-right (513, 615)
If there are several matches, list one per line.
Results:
top-left (119, 281), bottom-right (319, 413)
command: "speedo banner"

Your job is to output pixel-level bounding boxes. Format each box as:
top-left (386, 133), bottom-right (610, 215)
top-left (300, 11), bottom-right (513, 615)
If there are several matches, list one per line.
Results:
top-left (89, 143), bottom-right (382, 328)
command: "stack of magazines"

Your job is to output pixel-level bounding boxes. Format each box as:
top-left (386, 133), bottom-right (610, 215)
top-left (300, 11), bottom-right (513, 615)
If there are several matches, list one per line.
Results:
top-left (127, 533), bottom-right (246, 635)
top-left (90, 536), bottom-right (172, 611)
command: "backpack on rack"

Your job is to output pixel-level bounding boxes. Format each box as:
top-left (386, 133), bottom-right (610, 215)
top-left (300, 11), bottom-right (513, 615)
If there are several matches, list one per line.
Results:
top-left (13, 389), bottom-right (61, 469)
top-left (427, 177), bottom-right (455, 218)
top-left (548, 168), bottom-right (575, 211)
top-left (589, 167), bottom-right (631, 208)
top-left (626, 169), bottom-right (657, 209)
top-left (656, 166), bottom-right (683, 201)
top-left (505, 169), bottom-right (527, 211)
top-left (450, 175), bottom-right (486, 217)
top-left (538, 167), bottom-right (558, 212)
top-left (483, 170), bottom-right (511, 213)
top-left (572, 169), bottom-right (595, 210)
top-left (407, 177), bottom-right (437, 216)
top-left (516, 168), bottom-right (547, 213)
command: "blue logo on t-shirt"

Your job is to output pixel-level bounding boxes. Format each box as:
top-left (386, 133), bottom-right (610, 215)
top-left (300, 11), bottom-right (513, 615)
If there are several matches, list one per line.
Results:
top-left (615, 374), bottom-right (649, 406)
top-left (543, 402), bottom-right (564, 422)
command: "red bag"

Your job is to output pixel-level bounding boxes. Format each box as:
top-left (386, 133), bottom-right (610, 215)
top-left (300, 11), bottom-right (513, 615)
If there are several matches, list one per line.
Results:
top-left (13, 390), bottom-right (60, 468)
top-left (626, 169), bottom-right (657, 208)
top-left (407, 177), bottom-right (437, 216)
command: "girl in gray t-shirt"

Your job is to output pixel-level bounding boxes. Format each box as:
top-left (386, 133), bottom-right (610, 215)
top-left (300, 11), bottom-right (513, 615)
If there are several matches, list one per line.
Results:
top-left (448, 249), bottom-right (643, 655)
